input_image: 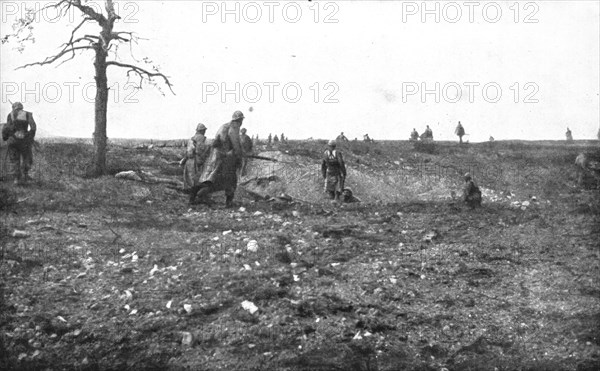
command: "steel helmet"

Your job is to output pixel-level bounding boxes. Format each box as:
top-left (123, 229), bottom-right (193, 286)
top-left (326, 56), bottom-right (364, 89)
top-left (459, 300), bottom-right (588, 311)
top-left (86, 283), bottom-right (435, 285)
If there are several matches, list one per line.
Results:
top-left (196, 123), bottom-right (207, 132)
top-left (464, 172), bottom-right (472, 180)
top-left (232, 111), bottom-right (245, 121)
top-left (328, 140), bottom-right (336, 146)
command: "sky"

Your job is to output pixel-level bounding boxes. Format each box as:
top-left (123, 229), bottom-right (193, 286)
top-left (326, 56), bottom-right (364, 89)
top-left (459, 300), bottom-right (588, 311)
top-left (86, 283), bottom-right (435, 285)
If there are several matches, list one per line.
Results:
top-left (1, 0), bottom-right (599, 141)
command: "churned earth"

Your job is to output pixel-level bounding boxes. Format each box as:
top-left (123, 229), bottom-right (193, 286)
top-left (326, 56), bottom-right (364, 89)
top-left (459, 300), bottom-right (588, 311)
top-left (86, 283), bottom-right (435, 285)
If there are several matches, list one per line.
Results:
top-left (1, 139), bottom-right (599, 370)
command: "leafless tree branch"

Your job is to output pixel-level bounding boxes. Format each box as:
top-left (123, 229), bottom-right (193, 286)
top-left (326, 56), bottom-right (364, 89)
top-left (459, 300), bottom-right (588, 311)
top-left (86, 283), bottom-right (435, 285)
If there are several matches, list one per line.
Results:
top-left (16, 45), bottom-right (94, 69)
top-left (106, 61), bottom-right (175, 95)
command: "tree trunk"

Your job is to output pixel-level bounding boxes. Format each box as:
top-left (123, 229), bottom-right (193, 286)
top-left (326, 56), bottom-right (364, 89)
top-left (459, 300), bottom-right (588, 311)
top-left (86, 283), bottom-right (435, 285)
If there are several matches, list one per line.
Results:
top-left (92, 42), bottom-right (109, 176)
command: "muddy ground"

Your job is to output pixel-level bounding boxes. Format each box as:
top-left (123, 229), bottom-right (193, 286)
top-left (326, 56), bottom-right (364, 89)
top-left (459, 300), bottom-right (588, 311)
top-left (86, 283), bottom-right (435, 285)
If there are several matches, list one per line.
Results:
top-left (1, 139), bottom-right (599, 370)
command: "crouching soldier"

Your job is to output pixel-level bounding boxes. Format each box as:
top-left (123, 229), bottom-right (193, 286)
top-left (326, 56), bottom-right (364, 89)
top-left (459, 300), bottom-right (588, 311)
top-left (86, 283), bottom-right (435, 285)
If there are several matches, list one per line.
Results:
top-left (321, 140), bottom-right (346, 200)
top-left (462, 173), bottom-right (482, 208)
top-left (341, 187), bottom-right (360, 203)
top-left (2, 102), bottom-right (36, 184)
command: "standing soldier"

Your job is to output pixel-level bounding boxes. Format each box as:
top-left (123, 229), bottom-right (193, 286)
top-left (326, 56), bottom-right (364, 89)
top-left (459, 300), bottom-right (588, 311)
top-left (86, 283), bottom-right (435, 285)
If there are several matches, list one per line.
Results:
top-left (2, 102), bottom-right (36, 184)
top-left (267, 133), bottom-right (272, 145)
top-left (189, 111), bottom-right (245, 207)
top-left (280, 133), bottom-right (286, 142)
top-left (182, 123), bottom-right (209, 193)
top-left (565, 127), bottom-right (573, 142)
top-left (273, 134), bottom-right (279, 143)
top-left (321, 140), bottom-right (347, 201)
top-left (455, 121), bottom-right (465, 144)
top-left (240, 128), bottom-right (253, 176)
top-left (462, 173), bottom-right (482, 208)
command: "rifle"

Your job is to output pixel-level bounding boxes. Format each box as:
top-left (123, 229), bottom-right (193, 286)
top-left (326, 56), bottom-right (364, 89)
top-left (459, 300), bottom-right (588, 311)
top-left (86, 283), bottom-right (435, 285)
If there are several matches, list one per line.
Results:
top-left (245, 154), bottom-right (280, 163)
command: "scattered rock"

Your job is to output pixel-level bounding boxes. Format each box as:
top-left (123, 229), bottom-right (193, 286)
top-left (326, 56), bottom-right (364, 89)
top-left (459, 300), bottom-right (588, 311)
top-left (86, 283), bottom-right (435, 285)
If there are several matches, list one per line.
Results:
top-left (247, 240), bottom-right (259, 252)
top-left (181, 331), bottom-right (193, 346)
top-left (115, 171), bottom-right (142, 181)
top-left (422, 230), bottom-right (439, 242)
top-left (241, 300), bottom-right (258, 314)
top-left (12, 230), bottom-right (30, 238)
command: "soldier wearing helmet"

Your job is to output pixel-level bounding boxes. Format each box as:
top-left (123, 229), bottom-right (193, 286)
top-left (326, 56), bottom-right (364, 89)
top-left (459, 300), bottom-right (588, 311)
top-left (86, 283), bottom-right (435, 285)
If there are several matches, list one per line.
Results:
top-left (2, 102), bottom-right (37, 184)
top-left (190, 111), bottom-right (245, 207)
top-left (182, 123), bottom-right (210, 192)
top-left (240, 127), bottom-right (253, 176)
top-left (462, 172), bottom-right (482, 208)
top-left (321, 139), bottom-right (347, 201)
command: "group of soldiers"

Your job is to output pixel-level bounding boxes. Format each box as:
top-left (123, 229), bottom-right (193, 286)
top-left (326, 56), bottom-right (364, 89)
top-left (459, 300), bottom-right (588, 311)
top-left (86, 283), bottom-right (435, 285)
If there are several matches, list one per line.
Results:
top-left (1, 104), bottom-right (482, 208)
top-left (181, 110), bottom-right (254, 207)
top-left (335, 132), bottom-right (374, 143)
top-left (318, 136), bottom-right (480, 207)
top-left (266, 133), bottom-right (286, 144)
top-left (410, 125), bottom-right (434, 141)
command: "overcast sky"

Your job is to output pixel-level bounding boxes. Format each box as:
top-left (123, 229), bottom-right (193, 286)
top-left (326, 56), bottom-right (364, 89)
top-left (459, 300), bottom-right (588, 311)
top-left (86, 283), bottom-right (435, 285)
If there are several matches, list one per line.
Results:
top-left (1, 0), bottom-right (599, 141)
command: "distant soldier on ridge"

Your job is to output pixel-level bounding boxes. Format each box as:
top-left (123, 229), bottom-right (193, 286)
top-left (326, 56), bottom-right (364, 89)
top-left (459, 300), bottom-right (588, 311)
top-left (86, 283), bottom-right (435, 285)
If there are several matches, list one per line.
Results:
top-left (455, 121), bottom-right (465, 144)
top-left (565, 127), bottom-right (573, 142)
top-left (336, 132), bottom-right (349, 142)
top-left (410, 128), bottom-right (419, 141)
top-left (421, 125), bottom-right (433, 141)
top-left (2, 102), bottom-right (37, 185)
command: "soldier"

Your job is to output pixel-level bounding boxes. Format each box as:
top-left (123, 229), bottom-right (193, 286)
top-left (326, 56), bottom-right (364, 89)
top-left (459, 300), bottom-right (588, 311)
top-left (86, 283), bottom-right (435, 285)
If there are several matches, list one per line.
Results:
top-left (363, 133), bottom-right (371, 142)
top-left (240, 127), bottom-right (253, 176)
top-left (421, 125), bottom-right (433, 140)
top-left (321, 140), bottom-right (346, 200)
top-left (189, 111), bottom-right (245, 207)
top-left (455, 121), bottom-right (465, 144)
top-left (182, 123), bottom-right (209, 193)
top-left (2, 102), bottom-right (37, 184)
top-left (273, 134), bottom-right (279, 143)
top-left (280, 133), bottom-right (286, 142)
top-left (565, 127), bottom-right (573, 142)
top-left (267, 133), bottom-right (272, 145)
top-left (341, 187), bottom-right (360, 203)
top-left (410, 128), bottom-right (419, 141)
top-left (336, 132), bottom-right (348, 142)
top-left (462, 173), bottom-right (482, 208)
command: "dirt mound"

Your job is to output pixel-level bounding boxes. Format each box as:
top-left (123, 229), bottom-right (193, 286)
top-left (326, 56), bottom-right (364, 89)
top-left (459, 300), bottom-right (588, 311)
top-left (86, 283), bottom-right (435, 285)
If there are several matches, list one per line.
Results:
top-left (240, 150), bottom-right (460, 204)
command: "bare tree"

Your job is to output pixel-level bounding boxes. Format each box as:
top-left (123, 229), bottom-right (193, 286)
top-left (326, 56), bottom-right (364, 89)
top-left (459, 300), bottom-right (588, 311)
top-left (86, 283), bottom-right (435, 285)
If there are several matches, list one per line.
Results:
top-left (2, 0), bottom-right (174, 176)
